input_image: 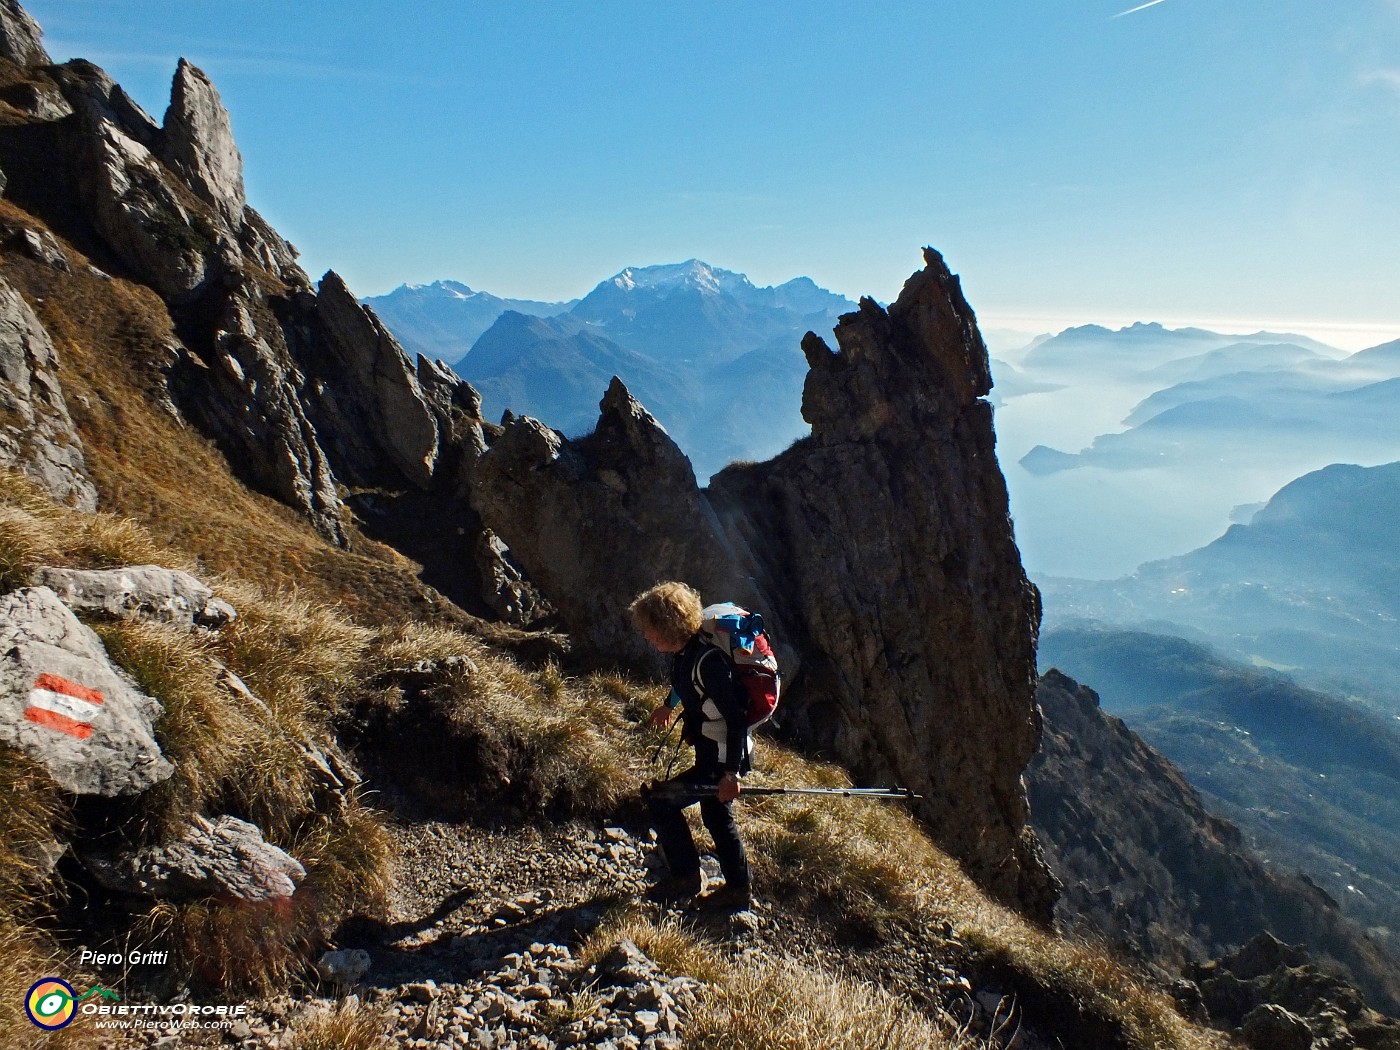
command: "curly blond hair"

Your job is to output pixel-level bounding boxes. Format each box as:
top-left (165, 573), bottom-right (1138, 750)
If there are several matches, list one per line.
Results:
top-left (628, 581), bottom-right (703, 647)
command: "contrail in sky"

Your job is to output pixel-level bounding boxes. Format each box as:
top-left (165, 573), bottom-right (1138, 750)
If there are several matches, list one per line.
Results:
top-left (1113, 0), bottom-right (1171, 16)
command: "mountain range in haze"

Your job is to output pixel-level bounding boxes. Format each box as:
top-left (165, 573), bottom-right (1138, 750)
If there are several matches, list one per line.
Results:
top-left (989, 320), bottom-right (1400, 579)
top-left (1041, 459), bottom-right (1400, 707)
top-left (1019, 332), bottom-right (1400, 477)
top-left (364, 260), bottom-right (855, 479)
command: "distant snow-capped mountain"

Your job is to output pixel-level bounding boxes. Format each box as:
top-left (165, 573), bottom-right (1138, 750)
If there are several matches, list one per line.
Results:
top-left (366, 261), bottom-right (857, 480)
top-left (569, 260), bottom-right (854, 364)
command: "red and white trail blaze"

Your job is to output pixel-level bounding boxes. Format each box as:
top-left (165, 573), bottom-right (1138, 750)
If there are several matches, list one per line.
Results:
top-left (23, 673), bottom-right (104, 740)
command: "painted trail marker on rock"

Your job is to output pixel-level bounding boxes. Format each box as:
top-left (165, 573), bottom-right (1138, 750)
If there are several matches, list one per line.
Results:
top-left (1, 587), bottom-right (173, 796)
top-left (24, 673), bottom-right (105, 740)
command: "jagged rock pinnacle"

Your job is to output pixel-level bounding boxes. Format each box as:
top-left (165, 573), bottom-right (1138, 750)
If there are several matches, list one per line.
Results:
top-left (161, 59), bottom-right (248, 231)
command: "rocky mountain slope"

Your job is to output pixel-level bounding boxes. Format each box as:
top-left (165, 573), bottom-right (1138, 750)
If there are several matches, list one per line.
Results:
top-left (1028, 670), bottom-right (1400, 1023)
top-left (0, 4), bottom-right (1396, 1047)
top-left (1038, 627), bottom-right (1400, 959)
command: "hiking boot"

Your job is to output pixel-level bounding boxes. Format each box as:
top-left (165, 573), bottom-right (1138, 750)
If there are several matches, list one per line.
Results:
top-left (700, 883), bottom-right (752, 913)
top-left (647, 872), bottom-right (703, 903)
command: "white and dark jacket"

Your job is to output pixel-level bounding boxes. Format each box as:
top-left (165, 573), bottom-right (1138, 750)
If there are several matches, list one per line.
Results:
top-left (669, 635), bottom-right (752, 775)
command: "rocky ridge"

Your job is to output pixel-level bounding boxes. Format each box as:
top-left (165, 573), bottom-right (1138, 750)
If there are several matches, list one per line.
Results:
top-left (0, 26), bottom-right (523, 604)
top-left (0, 22), bottom-right (1058, 914)
top-left (1028, 670), bottom-right (1400, 1022)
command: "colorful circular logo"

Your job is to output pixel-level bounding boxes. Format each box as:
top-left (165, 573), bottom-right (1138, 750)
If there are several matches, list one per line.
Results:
top-left (26, 978), bottom-right (77, 1029)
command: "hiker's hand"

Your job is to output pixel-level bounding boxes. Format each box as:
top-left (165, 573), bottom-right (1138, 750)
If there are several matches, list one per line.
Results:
top-left (717, 772), bottom-right (740, 803)
top-left (649, 704), bottom-right (674, 729)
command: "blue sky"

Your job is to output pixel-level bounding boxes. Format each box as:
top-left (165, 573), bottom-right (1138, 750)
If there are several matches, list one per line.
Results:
top-left (28, 0), bottom-right (1400, 347)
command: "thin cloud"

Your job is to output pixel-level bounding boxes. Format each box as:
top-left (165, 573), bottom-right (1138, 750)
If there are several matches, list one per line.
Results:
top-left (1361, 69), bottom-right (1400, 94)
top-left (1112, 0), bottom-right (1172, 17)
top-left (44, 38), bottom-right (435, 87)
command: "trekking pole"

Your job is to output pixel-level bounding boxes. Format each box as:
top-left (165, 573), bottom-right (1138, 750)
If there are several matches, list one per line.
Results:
top-left (644, 782), bottom-right (922, 804)
top-left (648, 715), bottom-right (684, 780)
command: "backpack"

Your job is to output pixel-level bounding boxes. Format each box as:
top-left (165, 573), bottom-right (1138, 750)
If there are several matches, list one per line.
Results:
top-left (696, 603), bottom-right (781, 728)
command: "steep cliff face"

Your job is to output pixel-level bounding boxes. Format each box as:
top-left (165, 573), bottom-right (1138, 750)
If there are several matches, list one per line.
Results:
top-left (709, 254), bottom-right (1052, 916)
top-left (475, 253), bottom-right (1055, 917)
top-left (1028, 669), bottom-right (1400, 1014)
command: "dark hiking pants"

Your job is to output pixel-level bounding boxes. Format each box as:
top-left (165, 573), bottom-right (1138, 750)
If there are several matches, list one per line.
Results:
top-left (647, 763), bottom-right (751, 891)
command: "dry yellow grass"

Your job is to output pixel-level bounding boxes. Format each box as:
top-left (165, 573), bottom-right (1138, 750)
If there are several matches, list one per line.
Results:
top-left (733, 747), bottom-right (1230, 1050)
top-left (127, 793), bottom-right (391, 996)
top-left (283, 997), bottom-right (392, 1050)
top-left (690, 954), bottom-right (982, 1050)
top-left (362, 622), bottom-right (660, 815)
top-left (579, 911), bottom-right (730, 985)
top-left (0, 471), bottom-right (395, 990)
top-left (570, 732), bottom-right (1230, 1050)
top-left (581, 914), bottom-right (984, 1050)
top-left (0, 922), bottom-right (104, 1050)
top-left (0, 745), bottom-right (70, 901)
top-left (93, 621), bottom-right (259, 837)
top-left (90, 582), bottom-right (372, 845)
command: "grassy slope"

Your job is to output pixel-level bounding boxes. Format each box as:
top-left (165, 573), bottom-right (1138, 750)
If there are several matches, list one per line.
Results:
top-left (0, 194), bottom-right (1233, 1050)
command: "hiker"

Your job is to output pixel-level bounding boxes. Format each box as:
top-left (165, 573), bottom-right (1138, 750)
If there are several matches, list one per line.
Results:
top-left (630, 581), bottom-right (753, 911)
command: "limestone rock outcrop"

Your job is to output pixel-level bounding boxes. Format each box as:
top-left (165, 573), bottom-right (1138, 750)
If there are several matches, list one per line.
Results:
top-left (0, 0), bottom-right (47, 67)
top-left (169, 281), bottom-right (347, 544)
top-left (52, 62), bottom-right (223, 302)
top-left (302, 271), bottom-right (445, 490)
top-left (708, 251), bottom-right (1052, 914)
top-left (33, 565), bottom-right (236, 627)
top-left (0, 23), bottom-right (501, 586)
top-left (473, 378), bottom-right (761, 674)
top-left (86, 814), bottom-right (305, 903)
top-left (159, 59), bottom-right (247, 232)
top-left (0, 275), bottom-right (98, 509)
top-left (0, 586), bottom-right (173, 796)
top-left (476, 529), bottom-right (554, 627)
top-left (11, 224), bottom-right (70, 270)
